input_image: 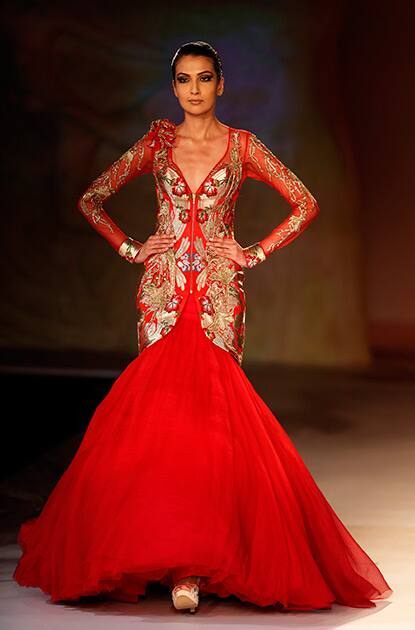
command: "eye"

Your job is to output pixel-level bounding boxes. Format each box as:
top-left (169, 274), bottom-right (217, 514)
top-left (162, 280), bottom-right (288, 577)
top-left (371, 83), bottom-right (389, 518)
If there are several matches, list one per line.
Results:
top-left (201, 75), bottom-right (212, 81)
top-left (177, 77), bottom-right (188, 83)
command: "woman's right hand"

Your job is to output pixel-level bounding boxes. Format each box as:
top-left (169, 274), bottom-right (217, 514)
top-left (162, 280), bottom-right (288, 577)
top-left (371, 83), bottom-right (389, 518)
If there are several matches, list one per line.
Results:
top-left (134, 233), bottom-right (176, 264)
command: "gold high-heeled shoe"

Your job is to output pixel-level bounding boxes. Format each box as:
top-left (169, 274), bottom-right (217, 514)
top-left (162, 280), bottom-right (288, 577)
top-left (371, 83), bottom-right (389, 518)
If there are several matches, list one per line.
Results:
top-left (171, 577), bottom-right (200, 613)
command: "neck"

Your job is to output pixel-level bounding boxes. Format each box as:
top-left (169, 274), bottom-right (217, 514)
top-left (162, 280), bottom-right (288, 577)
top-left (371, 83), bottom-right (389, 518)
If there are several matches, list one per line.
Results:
top-left (176, 114), bottom-right (226, 140)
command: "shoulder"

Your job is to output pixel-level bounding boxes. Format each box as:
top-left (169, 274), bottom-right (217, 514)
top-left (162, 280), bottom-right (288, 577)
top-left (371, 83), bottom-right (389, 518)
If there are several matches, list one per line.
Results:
top-left (138, 118), bottom-right (176, 151)
top-left (230, 125), bottom-right (253, 141)
top-left (234, 126), bottom-right (253, 135)
top-left (241, 129), bottom-right (275, 156)
top-left (232, 127), bottom-right (262, 152)
top-left (149, 118), bottom-right (176, 133)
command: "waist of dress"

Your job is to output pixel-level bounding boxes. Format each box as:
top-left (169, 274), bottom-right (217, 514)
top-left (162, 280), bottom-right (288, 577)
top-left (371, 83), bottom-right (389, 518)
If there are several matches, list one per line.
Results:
top-left (180, 293), bottom-right (199, 321)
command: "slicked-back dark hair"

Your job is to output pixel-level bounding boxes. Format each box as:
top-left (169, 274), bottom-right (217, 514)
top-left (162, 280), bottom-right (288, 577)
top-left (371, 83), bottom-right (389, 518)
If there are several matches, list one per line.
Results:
top-left (171, 41), bottom-right (223, 82)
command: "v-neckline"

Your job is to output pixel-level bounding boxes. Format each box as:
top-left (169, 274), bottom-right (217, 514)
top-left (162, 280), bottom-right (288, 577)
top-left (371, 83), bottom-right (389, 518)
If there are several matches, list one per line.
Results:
top-left (167, 121), bottom-right (232, 196)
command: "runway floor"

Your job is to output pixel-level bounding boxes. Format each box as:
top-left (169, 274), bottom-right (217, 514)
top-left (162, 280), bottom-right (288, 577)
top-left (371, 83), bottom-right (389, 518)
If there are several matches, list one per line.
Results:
top-left (1, 357), bottom-right (413, 629)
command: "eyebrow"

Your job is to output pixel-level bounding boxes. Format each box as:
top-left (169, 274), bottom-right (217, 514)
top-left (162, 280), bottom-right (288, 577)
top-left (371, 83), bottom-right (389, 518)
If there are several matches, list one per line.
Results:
top-left (176, 70), bottom-right (213, 76)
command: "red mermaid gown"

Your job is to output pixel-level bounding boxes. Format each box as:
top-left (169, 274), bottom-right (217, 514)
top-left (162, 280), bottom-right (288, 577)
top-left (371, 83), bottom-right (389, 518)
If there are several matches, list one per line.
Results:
top-left (13, 292), bottom-right (393, 610)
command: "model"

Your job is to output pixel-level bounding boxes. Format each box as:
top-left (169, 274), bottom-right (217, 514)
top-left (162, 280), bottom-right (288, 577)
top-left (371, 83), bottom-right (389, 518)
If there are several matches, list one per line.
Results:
top-left (13, 40), bottom-right (393, 614)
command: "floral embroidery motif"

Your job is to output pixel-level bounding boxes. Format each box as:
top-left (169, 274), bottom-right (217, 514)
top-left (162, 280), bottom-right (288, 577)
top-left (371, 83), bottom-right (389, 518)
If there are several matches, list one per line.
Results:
top-left (165, 294), bottom-right (183, 312)
top-left (196, 208), bottom-right (208, 223)
top-left (178, 207), bottom-right (190, 223)
top-left (172, 176), bottom-right (187, 197)
top-left (243, 243), bottom-right (267, 268)
top-left (177, 251), bottom-right (206, 273)
top-left (78, 117), bottom-right (319, 365)
top-left (201, 177), bottom-right (217, 197)
top-left (177, 252), bottom-right (192, 273)
top-left (200, 295), bottom-right (214, 316)
top-left (192, 251), bottom-right (204, 272)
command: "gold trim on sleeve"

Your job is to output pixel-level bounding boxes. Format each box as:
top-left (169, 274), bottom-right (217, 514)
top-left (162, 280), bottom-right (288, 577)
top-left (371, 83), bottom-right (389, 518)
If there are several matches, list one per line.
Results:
top-left (118, 237), bottom-right (142, 263)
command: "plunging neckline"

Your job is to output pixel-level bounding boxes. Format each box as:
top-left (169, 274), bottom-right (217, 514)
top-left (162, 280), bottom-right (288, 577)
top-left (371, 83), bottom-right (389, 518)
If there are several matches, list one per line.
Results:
top-left (167, 121), bottom-right (232, 196)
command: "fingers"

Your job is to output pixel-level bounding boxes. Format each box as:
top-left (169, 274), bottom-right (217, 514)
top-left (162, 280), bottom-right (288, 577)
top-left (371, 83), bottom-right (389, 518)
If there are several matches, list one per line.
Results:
top-left (144, 235), bottom-right (237, 258)
top-left (208, 237), bottom-right (233, 246)
top-left (207, 237), bottom-right (245, 266)
top-left (208, 237), bottom-right (231, 253)
top-left (150, 234), bottom-right (175, 244)
top-left (146, 234), bottom-right (175, 254)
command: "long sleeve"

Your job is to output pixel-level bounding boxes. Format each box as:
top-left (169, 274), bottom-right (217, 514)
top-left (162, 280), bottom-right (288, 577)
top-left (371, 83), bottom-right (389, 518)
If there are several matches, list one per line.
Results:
top-left (77, 125), bottom-right (154, 258)
top-left (242, 131), bottom-right (320, 268)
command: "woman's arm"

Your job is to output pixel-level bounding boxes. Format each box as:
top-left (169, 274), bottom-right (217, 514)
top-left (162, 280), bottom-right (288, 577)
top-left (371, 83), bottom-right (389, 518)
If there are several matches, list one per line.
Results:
top-left (77, 126), bottom-right (154, 263)
top-left (242, 131), bottom-right (320, 268)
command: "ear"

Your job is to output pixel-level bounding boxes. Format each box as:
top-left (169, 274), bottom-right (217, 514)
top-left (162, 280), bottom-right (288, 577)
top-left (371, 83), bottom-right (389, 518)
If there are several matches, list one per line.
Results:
top-left (172, 79), bottom-right (177, 98)
top-left (217, 76), bottom-right (225, 96)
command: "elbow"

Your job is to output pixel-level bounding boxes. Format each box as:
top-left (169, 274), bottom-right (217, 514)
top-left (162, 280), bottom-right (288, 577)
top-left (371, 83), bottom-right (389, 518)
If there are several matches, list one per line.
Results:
top-left (311, 199), bottom-right (320, 219)
top-left (77, 190), bottom-right (90, 216)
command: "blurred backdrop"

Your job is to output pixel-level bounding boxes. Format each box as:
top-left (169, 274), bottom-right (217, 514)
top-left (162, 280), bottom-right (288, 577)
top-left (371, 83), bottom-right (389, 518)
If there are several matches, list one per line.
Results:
top-left (1, 14), bottom-right (415, 615)
top-left (1, 0), bottom-right (414, 370)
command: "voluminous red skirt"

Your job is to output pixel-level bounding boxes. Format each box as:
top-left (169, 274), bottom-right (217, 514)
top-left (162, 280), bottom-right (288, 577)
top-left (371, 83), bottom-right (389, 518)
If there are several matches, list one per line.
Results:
top-left (13, 293), bottom-right (393, 610)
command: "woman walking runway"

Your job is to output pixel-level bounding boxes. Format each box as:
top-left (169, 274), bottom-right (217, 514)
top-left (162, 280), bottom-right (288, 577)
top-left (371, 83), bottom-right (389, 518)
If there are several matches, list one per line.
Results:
top-left (13, 41), bottom-right (393, 613)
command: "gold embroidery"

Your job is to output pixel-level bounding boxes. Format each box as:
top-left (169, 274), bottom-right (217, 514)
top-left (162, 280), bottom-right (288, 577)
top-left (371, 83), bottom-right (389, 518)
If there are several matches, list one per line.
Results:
top-left (246, 133), bottom-right (319, 257)
top-left (243, 242), bottom-right (267, 268)
top-left (79, 117), bottom-right (318, 366)
top-left (136, 123), bottom-right (248, 365)
top-left (79, 140), bottom-right (146, 232)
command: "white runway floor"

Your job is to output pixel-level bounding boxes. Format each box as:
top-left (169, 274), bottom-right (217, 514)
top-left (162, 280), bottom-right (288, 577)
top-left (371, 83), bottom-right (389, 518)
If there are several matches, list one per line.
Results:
top-left (1, 361), bottom-right (413, 629)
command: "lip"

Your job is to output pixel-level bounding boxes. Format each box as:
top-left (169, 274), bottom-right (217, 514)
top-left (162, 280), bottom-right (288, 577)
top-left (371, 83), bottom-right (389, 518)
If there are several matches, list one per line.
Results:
top-left (189, 100), bottom-right (203, 104)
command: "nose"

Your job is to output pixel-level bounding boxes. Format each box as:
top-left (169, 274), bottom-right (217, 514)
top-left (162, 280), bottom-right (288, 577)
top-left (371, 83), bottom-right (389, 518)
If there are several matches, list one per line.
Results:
top-left (190, 82), bottom-right (200, 95)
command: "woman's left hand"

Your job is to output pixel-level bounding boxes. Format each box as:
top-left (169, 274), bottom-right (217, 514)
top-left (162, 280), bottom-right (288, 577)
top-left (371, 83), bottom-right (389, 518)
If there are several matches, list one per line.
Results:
top-left (207, 236), bottom-right (248, 267)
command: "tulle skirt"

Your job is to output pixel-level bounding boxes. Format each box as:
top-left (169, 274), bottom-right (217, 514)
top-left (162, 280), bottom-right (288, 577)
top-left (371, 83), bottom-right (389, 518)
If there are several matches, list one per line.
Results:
top-left (13, 293), bottom-right (393, 610)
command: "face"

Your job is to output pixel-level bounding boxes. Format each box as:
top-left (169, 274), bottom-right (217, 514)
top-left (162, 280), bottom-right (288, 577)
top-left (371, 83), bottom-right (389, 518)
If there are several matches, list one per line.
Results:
top-left (172, 54), bottom-right (224, 116)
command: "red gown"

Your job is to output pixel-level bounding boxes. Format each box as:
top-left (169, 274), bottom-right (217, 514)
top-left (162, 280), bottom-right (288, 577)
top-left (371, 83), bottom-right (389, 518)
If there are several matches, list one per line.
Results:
top-left (13, 121), bottom-right (393, 611)
top-left (13, 292), bottom-right (393, 609)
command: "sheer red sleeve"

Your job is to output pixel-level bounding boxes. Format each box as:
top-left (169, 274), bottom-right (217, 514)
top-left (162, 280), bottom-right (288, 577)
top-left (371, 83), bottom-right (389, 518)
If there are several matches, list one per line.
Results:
top-left (77, 123), bottom-right (155, 262)
top-left (242, 131), bottom-right (320, 268)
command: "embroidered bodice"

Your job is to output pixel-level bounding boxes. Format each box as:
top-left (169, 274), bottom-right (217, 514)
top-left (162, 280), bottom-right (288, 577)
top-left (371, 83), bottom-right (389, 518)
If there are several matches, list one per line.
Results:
top-left (77, 118), bottom-right (320, 364)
